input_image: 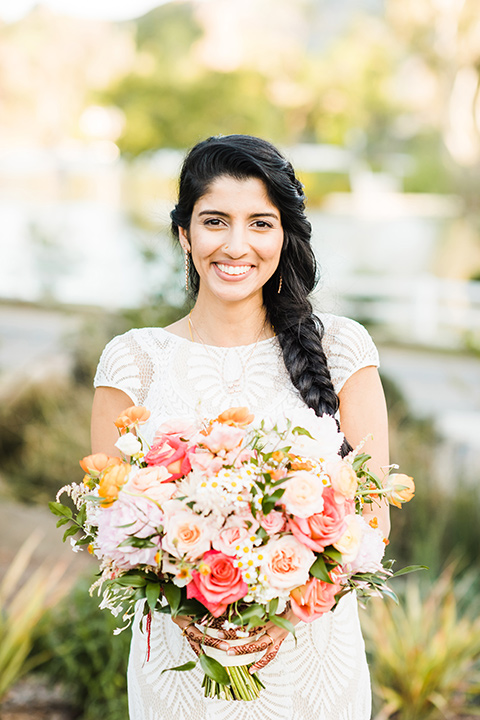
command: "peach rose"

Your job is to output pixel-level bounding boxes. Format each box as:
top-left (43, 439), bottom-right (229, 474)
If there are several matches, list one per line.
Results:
top-left (261, 536), bottom-right (315, 593)
top-left (327, 460), bottom-right (358, 502)
top-left (98, 463), bottom-right (130, 507)
top-left (385, 474), bottom-right (415, 508)
top-left (114, 406), bottom-right (150, 434)
top-left (186, 550), bottom-right (248, 617)
top-left (288, 487), bottom-right (351, 552)
top-left (333, 514), bottom-right (363, 563)
top-left (162, 509), bottom-right (214, 561)
top-left (290, 575), bottom-right (341, 622)
top-left (122, 467), bottom-right (176, 505)
top-left (282, 471), bottom-right (325, 518)
top-left (79, 453), bottom-right (122, 475)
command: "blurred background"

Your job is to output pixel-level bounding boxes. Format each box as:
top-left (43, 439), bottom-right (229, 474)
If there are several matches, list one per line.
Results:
top-left (0, 0), bottom-right (479, 718)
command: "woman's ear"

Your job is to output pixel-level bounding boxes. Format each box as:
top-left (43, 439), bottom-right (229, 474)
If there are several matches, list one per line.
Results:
top-left (178, 226), bottom-right (191, 253)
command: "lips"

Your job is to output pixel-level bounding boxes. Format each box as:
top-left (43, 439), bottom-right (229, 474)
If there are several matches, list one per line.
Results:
top-left (215, 263), bottom-right (253, 276)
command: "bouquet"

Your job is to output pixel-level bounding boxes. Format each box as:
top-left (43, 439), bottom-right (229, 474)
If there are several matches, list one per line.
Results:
top-left (51, 405), bottom-right (417, 701)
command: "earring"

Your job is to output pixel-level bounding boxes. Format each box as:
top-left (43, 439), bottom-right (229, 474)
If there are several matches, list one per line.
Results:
top-left (184, 251), bottom-right (190, 292)
top-left (277, 274), bottom-right (283, 294)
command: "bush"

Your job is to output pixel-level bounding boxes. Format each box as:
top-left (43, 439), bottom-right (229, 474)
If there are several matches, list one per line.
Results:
top-left (36, 577), bottom-right (131, 720)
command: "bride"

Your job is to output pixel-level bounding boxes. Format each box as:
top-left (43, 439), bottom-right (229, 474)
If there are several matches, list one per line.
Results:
top-left (91, 134), bottom-right (389, 720)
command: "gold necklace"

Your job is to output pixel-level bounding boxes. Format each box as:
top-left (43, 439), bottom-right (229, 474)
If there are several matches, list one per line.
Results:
top-left (188, 312), bottom-right (269, 395)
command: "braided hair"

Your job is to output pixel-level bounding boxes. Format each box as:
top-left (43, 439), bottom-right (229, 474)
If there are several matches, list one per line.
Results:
top-left (170, 135), bottom-right (350, 455)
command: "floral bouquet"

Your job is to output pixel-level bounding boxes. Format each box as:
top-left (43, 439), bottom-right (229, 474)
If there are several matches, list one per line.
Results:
top-left (51, 405), bottom-right (417, 701)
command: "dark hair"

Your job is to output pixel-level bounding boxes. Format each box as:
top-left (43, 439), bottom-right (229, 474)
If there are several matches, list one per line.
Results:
top-left (171, 135), bottom-right (350, 454)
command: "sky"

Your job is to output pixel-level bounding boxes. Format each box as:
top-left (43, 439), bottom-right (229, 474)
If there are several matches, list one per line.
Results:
top-left (0, 0), bottom-right (172, 22)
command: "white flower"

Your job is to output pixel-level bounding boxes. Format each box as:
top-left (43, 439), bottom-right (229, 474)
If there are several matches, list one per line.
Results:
top-left (115, 433), bottom-right (142, 456)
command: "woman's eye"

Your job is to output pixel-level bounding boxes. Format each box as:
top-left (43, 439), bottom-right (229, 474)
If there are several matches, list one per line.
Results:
top-left (253, 220), bottom-right (272, 229)
top-left (204, 218), bottom-right (223, 226)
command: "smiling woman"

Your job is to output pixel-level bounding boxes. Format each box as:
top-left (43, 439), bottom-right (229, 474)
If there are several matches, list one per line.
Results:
top-left (91, 134), bottom-right (389, 720)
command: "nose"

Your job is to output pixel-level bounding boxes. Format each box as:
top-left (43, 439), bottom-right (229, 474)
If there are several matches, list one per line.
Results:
top-left (223, 222), bottom-right (248, 258)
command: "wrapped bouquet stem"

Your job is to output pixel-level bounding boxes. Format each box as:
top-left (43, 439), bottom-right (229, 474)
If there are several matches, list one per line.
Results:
top-left (51, 404), bottom-right (421, 702)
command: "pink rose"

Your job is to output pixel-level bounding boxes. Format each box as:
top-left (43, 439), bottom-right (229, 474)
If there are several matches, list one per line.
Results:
top-left (122, 467), bottom-right (176, 505)
top-left (162, 509), bottom-right (214, 561)
top-left (144, 436), bottom-right (192, 481)
top-left (327, 460), bottom-right (358, 502)
top-left (260, 536), bottom-right (315, 593)
top-left (290, 575), bottom-right (341, 623)
top-left (153, 418), bottom-right (196, 441)
top-left (282, 471), bottom-right (325, 518)
top-left (200, 422), bottom-right (245, 454)
top-left (212, 514), bottom-right (259, 557)
top-left (288, 487), bottom-right (351, 552)
top-left (347, 518), bottom-right (386, 574)
top-left (186, 550), bottom-right (248, 617)
top-left (259, 510), bottom-right (286, 535)
top-left (189, 450), bottom-right (224, 475)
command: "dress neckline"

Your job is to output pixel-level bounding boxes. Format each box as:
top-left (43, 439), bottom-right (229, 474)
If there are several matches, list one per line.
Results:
top-left (156, 326), bottom-right (278, 351)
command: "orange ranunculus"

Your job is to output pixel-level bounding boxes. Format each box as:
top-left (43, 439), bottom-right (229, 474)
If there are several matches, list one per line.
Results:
top-left (98, 463), bottom-right (130, 506)
top-left (215, 407), bottom-right (254, 427)
top-left (80, 453), bottom-right (122, 475)
top-left (385, 474), bottom-right (415, 508)
top-left (114, 406), bottom-right (151, 434)
top-left (289, 455), bottom-right (315, 472)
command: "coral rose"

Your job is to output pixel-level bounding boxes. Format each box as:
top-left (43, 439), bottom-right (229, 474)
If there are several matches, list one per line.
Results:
top-left (80, 453), bottom-right (122, 475)
top-left (186, 550), bottom-right (248, 617)
top-left (114, 406), bottom-right (150, 434)
top-left (290, 575), bottom-right (341, 622)
top-left (260, 536), bottom-right (315, 593)
top-left (282, 471), bottom-right (325, 518)
top-left (385, 474), bottom-right (415, 508)
top-left (288, 487), bottom-right (350, 552)
top-left (144, 436), bottom-right (191, 481)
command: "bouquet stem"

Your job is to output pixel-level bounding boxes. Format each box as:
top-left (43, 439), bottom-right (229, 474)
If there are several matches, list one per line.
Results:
top-left (202, 663), bottom-right (265, 701)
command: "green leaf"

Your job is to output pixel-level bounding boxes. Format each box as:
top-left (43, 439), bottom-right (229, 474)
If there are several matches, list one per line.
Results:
top-left (268, 598), bottom-right (279, 616)
top-left (76, 503), bottom-right (87, 526)
top-left (392, 565), bottom-right (429, 578)
top-left (49, 501), bottom-right (73, 519)
top-left (292, 426), bottom-right (314, 438)
top-left (309, 555), bottom-right (333, 583)
top-left (62, 525), bottom-right (79, 542)
top-left (261, 487), bottom-right (285, 515)
top-left (163, 583), bottom-right (182, 615)
top-left (162, 660), bottom-right (197, 674)
top-left (112, 575), bottom-right (147, 588)
top-left (56, 516), bottom-right (70, 528)
top-left (269, 615), bottom-right (296, 635)
top-left (323, 546), bottom-right (343, 564)
top-left (233, 604), bottom-right (265, 624)
top-left (146, 582), bottom-right (161, 612)
top-left (199, 654), bottom-right (230, 685)
top-left (352, 453), bottom-right (371, 471)
top-left (118, 537), bottom-right (156, 549)
top-left (177, 598), bottom-right (206, 617)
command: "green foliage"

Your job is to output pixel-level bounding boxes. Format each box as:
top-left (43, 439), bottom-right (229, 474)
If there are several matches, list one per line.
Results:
top-left (362, 569), bottom-right (480, 719)
top-left (35, 577), bottom-right (131, 720)
top-left (0, 533), bottom-right (69, 700)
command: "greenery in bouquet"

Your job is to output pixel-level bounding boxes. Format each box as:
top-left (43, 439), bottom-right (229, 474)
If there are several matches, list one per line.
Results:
top-left (50, 404), bottom-right (417, 701)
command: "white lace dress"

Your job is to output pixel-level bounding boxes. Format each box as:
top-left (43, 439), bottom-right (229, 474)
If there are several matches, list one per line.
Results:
top-left (94, 313), bottom-right (380, 720)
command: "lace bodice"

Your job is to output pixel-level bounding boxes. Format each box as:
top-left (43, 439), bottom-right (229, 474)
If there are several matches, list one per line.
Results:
top-left (93, 313), bottom-right (379, 720)
top-left (93, 313), bottom-right (379, 445)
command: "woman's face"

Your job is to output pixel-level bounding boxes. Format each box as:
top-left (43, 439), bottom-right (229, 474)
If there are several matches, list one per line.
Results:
top-left (178, 175), bottom-right (284, 307)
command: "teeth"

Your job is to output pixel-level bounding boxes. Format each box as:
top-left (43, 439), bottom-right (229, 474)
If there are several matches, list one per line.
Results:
top-left (216, 263), bottom-right (252, 276)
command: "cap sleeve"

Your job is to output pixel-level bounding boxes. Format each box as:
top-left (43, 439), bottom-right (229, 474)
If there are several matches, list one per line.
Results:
top-left (319, 315), bottom-right (380, 395)
top-left (93, 331), bottom-right (145, 406)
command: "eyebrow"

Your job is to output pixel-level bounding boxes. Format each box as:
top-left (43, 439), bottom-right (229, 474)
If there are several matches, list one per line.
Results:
top-left (198, 210), bottom-right (280, 221)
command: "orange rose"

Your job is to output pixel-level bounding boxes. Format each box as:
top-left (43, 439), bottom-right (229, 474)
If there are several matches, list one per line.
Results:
top-left (385, 474), bottom-right (415, 508)
top-left (80, 453), bottom-right (122, 475)
top-left (215, 407), bottom-right (254, 427)
top-left (114, 406), bottom-right (151, 434)
top-left (98, 463), bottom-right (130, 506)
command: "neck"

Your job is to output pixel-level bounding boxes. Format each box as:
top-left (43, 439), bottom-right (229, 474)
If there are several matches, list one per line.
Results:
top-left (189, 294), bottom-right (273, 347)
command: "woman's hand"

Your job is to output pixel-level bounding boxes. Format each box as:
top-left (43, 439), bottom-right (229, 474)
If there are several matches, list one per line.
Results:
top-left (170, 614), bottom-right (230, 657)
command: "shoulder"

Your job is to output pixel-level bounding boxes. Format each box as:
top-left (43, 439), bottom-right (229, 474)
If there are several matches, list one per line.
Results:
top-left (315, 313), bottom-right (380, 394)
top-left (93, 327), bottom-right (171, 404)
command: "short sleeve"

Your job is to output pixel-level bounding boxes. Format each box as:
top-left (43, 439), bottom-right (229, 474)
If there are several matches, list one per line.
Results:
top-left (93, 330), bottom-right (148, 406)
top-left (319, 315), bottom-right (380, 395)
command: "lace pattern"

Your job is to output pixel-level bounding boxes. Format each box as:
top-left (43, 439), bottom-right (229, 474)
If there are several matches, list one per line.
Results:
top-left (93, 313), bottom-right (379, 720)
